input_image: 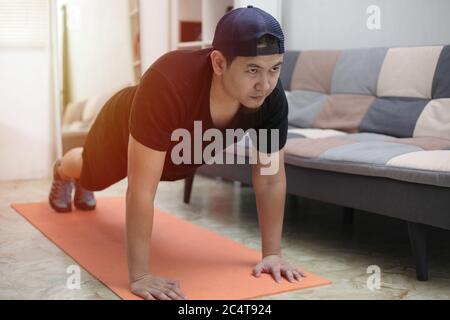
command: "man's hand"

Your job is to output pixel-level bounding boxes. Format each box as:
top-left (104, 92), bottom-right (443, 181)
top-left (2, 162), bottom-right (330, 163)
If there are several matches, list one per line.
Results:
top-left (130, 274), bottom-right (188, 300)
top-left (252, 255), bottom-right (307, 283)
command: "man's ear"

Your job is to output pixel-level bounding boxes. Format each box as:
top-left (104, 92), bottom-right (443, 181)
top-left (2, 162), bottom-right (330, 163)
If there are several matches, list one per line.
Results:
top-left (210, 50), bottom-right (227, 75)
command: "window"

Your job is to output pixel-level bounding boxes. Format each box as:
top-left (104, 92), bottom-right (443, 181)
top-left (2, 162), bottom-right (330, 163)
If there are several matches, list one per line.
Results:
top-left (0, 0), bottom-right (49, 47)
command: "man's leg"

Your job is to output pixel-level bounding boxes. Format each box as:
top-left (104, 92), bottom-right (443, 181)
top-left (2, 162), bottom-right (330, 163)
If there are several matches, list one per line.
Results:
top-left (58, 147), bottom-right (83, 180)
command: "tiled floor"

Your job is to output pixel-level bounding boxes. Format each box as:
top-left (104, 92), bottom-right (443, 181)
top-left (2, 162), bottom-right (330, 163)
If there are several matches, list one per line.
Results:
top-left (1, 174), bottom-right (449, 300)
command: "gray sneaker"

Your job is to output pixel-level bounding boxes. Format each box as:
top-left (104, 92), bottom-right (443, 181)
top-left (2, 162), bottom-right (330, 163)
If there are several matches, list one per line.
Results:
top-left (74, 180), bottom-right (96, 211)
top-left (48, 160), bottom-right (74, 213)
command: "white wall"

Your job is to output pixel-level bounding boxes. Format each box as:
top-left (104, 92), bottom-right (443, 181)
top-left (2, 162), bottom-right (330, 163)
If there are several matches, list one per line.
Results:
top-left (59, 0), bottom-right (134, 102)
top-left (202, 0), bottom-right (234, 42)
top-left (0, 0), bottom-right (135, 182)
top-left (283, 0), bottom-right (450, 50)
top-left (139, 0), bottom-right (171, 73)
top-left (235, 0), bottom-right (282, 23)
top-left (0, 0), bottom-right (59, 182)
top-left (0, 47), bottom-right (56, 181)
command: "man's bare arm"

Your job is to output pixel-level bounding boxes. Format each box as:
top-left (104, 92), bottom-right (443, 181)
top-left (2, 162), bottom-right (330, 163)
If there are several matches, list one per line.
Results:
top-left (126, 134), bottom-right (186, 300)
top-left (252, 149), bottom-right (286, 258)
top-left (251, 149), bottom-right (306, 283)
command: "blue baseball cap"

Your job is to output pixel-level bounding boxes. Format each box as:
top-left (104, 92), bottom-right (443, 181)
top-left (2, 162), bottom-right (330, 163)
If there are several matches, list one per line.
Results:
top-left (212, 5), bottom-right (285, 57)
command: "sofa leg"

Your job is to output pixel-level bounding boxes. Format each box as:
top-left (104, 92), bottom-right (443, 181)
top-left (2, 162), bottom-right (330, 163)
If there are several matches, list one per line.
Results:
top-left (407, 222), bottom-right (428, 281)
top-left (343, 207), bottom-right (354, 225)
top-left (183, 173), bottom-right (195, 204)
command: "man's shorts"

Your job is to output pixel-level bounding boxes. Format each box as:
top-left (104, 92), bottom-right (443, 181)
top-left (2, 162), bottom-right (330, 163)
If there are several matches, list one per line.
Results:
top-left (79, 131), bottom-right (128, 192)
top-left (78, 87), bottom-right (135, 191)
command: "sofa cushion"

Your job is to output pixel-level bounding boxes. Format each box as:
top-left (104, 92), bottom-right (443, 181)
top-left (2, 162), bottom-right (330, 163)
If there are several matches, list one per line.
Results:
top-left (387, 151), bottom-right (450, 176)
top-left (286, 90), bottom-right (327, 128)
top-left (284, 45), bottom-right (450, 138)
top-left (222, 129), bottom-right (450, 187)
top-left (62, 100), bottom-right (86, 127)
top-left (280, 51), bottom-right (301, 91)
top-left (317, 141), bottom-right (423, 165)
top-left (287, 128), bottom-right (347, 139)
top-left (223, 128), bottom-right (347, 158)
top-left (413, 99), bottom-right (450, 140)
top-left (233, 45), bottom-right (450, 188)
top-left (283, 138), bottom-right (354, 159)
top-left (432, 45), bottom-right (450, 99)
top-left (330, 47), bottom-right (388, 96)
top-left (385, 136), bottom-right (450, 150)
top-left (377, 46), bottom-right (443, 99)
top-left (359, 97), bottom-right (429, 138)
top-left (290, 50), bottom-right (340, 93)
top-left (313, 94), bottom-right (375, 133)
top-left (82, 92), bottom-right (116, 122)
top-left (283, 130), bottom-right (450, 188)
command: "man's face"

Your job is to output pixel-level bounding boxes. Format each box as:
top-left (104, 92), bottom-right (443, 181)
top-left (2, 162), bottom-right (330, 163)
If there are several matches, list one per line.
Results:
top-left (222, 54), bottom-right (284, 109)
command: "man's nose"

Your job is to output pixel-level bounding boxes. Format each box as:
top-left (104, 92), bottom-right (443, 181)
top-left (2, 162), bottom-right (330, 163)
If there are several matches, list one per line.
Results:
top-left (256, 76), bottom-right (271, 92)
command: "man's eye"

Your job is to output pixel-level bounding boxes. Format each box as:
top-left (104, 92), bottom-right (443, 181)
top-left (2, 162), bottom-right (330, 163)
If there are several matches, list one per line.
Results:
top-left (272, 67), bottom-right (280, 72)
top-left (248, 69), bottom-right (258, 74)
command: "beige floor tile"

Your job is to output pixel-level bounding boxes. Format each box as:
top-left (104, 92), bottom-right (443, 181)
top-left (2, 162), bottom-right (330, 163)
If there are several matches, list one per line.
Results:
top-left (1, 175), bottom-right (449, 300)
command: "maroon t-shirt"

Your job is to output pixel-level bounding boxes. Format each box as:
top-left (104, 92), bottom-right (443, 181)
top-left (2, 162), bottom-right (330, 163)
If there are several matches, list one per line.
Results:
top-left (82, 48), bottom-right (288, 186)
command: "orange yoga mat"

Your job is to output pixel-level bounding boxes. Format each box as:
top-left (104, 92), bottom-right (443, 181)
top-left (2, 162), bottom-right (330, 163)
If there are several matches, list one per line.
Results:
top-left (11, 197), bottom-right (331, 300)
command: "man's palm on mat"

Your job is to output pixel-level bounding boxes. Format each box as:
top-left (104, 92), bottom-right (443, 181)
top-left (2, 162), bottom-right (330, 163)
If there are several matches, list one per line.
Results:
top-left (130, 255), bottom-right (306, 300)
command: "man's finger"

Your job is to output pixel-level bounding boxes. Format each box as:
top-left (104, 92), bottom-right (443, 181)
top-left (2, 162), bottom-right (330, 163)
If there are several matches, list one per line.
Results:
top-left (142, 292), bottom-right (155, 300)
top-left (171, 286), bottom-right (188, 300)
top-left (164, 288), bottom-right (186, 300)
top-left (284, 270), bottom-right (295, 283)
top-left (253, 265), bottom-right (263, 277)
top-left (272, 267), bottom-right (282, 283)
top-left (296, 269), bottom-right (307, 278)
top-left (164, 289), bottom-right (181, 300)
top-left (151, 291), bottom-right (171, 300)
top-left (293, 271), bottom-right (303, 281)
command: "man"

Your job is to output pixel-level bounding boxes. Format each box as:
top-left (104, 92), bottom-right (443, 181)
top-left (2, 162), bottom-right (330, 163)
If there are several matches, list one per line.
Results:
top-left (48, 6), bottom-right (306, 300)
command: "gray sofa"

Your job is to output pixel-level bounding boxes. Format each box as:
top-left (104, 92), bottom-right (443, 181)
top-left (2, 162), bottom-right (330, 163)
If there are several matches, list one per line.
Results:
top-left (185, 44), bottom-right (450, 281)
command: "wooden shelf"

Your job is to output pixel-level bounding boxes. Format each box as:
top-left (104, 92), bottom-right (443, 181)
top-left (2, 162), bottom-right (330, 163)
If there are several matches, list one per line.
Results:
top-left (170, 1), bottom-right (283, 51)
top-left (171, 0), bottom-right (234, 51)
top-left (177, 41), bottom-right (211, 48)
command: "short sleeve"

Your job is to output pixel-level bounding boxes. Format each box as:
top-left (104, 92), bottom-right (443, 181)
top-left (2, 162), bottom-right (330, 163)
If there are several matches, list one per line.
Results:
top-left (129, 69), bottom-right (181, 151)
top-left (251, 79), bottom-right (289, 154)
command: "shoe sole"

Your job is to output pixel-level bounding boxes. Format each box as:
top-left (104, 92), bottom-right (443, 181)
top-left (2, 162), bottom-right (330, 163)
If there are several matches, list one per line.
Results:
top-left (74, 202), bottom-right (96, 211)
top-left (49, 200), bottom-right (72, 213)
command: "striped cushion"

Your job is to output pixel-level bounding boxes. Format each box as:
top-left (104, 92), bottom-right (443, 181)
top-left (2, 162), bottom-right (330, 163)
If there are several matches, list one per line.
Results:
top-left (283, 130), bottom-right (450, 188)
top-left (283, 45), bottom-right (450, 140)
top-left (222, 128), bottom-right (450, 187)
top-left (279, 45), bottom-right (450, 187)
